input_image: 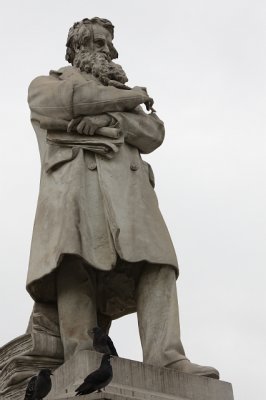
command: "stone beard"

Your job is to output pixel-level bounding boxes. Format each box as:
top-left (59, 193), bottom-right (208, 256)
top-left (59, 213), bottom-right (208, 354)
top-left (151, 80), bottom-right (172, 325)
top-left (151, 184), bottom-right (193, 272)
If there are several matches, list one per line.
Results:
top-left (73, 51), bottom-right (128, 86)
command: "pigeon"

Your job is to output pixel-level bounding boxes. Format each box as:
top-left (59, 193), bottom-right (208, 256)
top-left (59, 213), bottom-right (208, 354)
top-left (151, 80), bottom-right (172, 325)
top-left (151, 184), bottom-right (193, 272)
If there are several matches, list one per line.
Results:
top-left (75, 353), bottom-right (113, 396)
top-left (90, 326), bottom-right (118, 356)
top-left (24, 368), bottom-right (53, 400)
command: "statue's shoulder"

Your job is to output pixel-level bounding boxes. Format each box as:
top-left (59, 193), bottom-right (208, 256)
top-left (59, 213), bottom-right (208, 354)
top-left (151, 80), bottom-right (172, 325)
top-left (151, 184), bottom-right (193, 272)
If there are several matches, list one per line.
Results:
top-left (49, 66), bottom-right (78, 80)
top-left (49, 66), bottom-right (96, 85)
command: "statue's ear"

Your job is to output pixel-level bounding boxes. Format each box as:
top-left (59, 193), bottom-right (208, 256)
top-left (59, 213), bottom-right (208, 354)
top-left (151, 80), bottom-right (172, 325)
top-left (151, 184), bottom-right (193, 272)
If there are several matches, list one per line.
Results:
top-left (109, 43), bottom-right (118, 60)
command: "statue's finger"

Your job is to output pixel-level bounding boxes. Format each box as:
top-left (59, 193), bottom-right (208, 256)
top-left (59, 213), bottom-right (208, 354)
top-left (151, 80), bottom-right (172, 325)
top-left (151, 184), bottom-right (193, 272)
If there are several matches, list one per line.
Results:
top-left (77, 121), bottom-right (86, 134)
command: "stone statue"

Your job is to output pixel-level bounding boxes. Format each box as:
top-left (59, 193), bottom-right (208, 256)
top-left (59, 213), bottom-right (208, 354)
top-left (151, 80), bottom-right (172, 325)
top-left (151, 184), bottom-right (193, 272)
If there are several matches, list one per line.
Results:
top-left (26, 17), bottom-right (219, 379)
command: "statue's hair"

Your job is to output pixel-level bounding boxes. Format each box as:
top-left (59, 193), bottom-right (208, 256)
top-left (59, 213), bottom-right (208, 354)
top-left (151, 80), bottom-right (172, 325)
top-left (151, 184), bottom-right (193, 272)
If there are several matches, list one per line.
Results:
top-left (65, 17), bottom-right (118, 63)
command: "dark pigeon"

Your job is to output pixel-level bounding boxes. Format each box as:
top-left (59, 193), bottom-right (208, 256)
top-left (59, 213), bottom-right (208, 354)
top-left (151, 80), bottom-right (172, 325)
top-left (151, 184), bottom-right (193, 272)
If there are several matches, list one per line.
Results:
top-left (24, 368), bottom-right (53, 400)
top-left (90, 326), bottom-right (118, 356)
top-left (75, 353), bottom-right (113, 396)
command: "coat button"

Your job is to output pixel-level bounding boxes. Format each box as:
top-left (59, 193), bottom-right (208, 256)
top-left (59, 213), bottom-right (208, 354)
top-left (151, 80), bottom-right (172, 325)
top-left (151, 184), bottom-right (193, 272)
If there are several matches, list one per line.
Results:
top-left (130, 162), bottom-right (139, 171)
top-left (87, 162), bottom-right (97, 170)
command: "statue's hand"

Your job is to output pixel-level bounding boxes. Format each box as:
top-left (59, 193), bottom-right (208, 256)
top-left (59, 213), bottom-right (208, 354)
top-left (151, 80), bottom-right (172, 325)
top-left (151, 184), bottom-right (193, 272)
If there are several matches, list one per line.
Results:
top-left (68, 115), bottom-right (112, 136)
top-left (144, 98), bottom-right (155, 112)
top-left (132, 86), bottom-right (155, 112)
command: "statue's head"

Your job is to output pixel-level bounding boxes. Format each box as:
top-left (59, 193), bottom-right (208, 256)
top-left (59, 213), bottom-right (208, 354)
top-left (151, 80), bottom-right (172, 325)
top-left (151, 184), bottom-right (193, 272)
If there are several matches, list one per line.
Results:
top-left (65, 17), bottom-right (127, 85)
top-left (66, 17), bottom-right (118, 64)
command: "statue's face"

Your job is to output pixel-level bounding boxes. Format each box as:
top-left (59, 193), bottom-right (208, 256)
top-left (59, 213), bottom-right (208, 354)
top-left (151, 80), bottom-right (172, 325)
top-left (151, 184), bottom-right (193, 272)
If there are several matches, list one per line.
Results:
top-left (73, 22), bottom-right (127, 85)
top-left (90, 24), bottom-right (113, 59)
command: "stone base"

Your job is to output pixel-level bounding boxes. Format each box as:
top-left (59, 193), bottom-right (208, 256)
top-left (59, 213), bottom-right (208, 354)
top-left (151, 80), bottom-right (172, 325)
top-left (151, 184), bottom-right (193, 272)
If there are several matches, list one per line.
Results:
top-left (47, 350), bottom-right (234, 400)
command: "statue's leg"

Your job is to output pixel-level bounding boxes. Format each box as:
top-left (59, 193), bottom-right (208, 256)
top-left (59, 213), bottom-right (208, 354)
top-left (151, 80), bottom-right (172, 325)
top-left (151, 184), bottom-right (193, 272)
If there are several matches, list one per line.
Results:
top-left (97, 312), bottom-right (112, 335)
top-left (136, 264), bottom-right (187, 367)
top-left (136, 264), bottom-right (219, 378)
top-left (56, 255), bottom-right (97, 361)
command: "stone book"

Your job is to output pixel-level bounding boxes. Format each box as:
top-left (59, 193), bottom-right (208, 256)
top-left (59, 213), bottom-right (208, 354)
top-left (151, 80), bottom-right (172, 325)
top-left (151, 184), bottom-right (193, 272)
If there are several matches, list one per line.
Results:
top-left (0, 332), bottom-right (63, 368)
top-left (0, 334), bottom-right (32, 369)
top-left (0, 333), bottom-right (63, 399)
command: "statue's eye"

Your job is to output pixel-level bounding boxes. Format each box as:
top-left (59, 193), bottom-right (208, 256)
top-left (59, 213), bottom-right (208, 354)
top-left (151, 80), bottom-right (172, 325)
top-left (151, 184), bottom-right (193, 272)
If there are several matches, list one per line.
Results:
top-left (95, 39), bottom-right (105, 48)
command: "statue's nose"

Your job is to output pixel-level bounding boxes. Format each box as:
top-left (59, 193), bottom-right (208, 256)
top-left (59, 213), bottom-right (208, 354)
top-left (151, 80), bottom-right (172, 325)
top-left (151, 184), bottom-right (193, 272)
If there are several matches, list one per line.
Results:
top-left (102, 43), bottom-right (110, 56)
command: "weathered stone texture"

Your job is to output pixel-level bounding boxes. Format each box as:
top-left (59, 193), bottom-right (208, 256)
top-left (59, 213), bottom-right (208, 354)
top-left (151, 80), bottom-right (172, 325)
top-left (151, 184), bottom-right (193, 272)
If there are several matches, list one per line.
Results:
top-left (47, 350), bottom-right (234, 400)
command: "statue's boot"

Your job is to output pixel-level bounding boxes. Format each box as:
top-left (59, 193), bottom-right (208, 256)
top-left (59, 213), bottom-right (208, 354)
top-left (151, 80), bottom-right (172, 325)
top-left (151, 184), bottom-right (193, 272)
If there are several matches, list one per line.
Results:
top-left (136, 264), bottom-right (220, 379)
top-left (166, 359), bottom-right (219, 379)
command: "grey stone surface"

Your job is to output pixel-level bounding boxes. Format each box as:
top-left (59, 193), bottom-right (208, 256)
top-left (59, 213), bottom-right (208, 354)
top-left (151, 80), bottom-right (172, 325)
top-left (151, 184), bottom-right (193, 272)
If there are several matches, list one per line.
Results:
top-left (47, 351), bottom-right (234, 400)
top-left (22, 17), bottom-right (221, 380)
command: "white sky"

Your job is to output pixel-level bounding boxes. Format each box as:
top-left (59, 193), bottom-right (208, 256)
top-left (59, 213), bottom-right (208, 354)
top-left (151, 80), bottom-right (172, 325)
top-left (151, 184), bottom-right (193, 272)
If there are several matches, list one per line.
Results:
top-left (0, 1), bottom-right (265, 399)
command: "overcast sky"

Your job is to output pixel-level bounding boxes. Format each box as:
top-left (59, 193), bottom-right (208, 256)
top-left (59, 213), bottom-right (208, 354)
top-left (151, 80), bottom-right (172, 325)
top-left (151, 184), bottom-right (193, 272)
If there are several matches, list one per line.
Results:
top-left (0, 1), bottom-right (265, 399)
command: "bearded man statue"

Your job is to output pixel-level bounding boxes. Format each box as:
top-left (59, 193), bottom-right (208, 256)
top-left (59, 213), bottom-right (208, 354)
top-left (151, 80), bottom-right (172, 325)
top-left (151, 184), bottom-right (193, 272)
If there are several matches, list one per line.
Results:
top-left (26, 17), bottom-right (219, 379)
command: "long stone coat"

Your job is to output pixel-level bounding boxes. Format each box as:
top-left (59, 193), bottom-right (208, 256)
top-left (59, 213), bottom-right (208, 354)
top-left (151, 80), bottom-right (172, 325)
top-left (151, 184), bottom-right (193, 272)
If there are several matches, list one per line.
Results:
top-left (26, 66), bottom-right (178, 303)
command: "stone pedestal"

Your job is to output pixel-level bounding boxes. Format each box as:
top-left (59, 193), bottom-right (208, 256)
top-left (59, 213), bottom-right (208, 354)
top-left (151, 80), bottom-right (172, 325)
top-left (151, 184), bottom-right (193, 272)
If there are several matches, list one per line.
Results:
top-left (47, 350), bottom-right (234, 400)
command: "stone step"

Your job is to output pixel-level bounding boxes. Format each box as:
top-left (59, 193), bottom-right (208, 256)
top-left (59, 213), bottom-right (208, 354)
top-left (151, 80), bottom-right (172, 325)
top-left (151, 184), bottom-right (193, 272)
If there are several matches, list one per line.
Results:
top-left (51, 393), bottom-right (181, 400)
top-left (47, 350), bottom-right (234, 400)
top-left (52, 384), bottom-right (188, 399)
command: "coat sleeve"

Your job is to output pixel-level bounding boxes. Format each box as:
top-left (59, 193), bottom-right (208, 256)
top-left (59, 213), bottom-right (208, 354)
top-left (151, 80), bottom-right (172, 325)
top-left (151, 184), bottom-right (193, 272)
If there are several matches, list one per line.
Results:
top-left (109, 107), bottom-right (165, 154)
top-left (28, 72), bottom-right (150, 122)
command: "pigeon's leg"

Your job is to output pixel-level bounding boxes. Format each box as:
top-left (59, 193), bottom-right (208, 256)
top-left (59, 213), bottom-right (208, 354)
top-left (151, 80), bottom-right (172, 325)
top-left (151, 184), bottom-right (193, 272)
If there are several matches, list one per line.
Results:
top-left (136, 264), bottom-right (187, 367)
top-left (57, 255), bottom-right (97, 361)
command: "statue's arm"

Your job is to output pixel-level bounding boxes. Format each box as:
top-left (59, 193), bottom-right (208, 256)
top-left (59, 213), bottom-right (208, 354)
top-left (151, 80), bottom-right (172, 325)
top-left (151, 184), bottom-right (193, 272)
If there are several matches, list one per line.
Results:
top-left (109, 107), bottom-right (165, 154)
top-left (28, 74), bottom-right (150, 123)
